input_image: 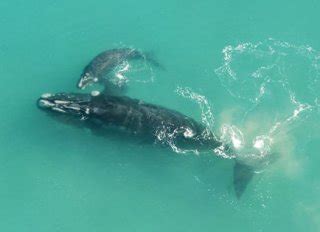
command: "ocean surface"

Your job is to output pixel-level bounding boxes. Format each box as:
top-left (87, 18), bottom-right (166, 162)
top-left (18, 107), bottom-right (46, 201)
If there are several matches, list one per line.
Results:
top-left (1, 0), bottom-right (320, 231)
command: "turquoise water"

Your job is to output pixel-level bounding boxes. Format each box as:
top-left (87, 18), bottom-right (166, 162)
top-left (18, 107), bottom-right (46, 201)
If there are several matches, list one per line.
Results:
top-left (1, 0), bottom-right (320, 231)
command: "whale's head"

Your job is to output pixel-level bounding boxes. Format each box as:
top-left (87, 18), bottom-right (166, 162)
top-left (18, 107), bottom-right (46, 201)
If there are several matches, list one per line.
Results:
top-left (37, 92), bottom-right (95, 120)
top-left (77, 71), bottom-right (98, 89)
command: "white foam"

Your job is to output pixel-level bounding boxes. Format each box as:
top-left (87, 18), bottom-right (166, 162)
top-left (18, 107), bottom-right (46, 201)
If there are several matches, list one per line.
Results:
top-left (183, 127), bottom-right (195, 138)
top-left (220, 124), bottom-right (244, 150)
top-left (253, 139), bottom-right (264, 150)
top-left (214, 38), bottom-right (320, 164)
top-left (176, 87), bottom-right (215, 130)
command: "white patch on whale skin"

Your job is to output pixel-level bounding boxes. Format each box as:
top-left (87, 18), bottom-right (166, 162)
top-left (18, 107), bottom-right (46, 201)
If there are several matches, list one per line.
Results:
top-left (52, 107), bottom-right (66, 113)
top-left (78, 80), bottom-right (85, 89)
top-left (78, 73), bottom-right (93, 88)
top-left (91, 90), bottom-right (100, 97)
top-left (41, 93), bottom-right (52, 99)
top-left (85, 108), bottom-right (90, 114)
top-left (54, 100), bottom-right (70, 104)
top-left (65, 105), bottom-right (81, 111)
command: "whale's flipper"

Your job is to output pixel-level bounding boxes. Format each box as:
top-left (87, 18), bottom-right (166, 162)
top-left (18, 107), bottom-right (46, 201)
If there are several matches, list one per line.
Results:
top-left (233, 161), bottom-right (254, 199)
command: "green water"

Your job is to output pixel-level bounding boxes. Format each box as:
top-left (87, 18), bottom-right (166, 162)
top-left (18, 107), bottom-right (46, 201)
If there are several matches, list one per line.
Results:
top-left (1, 0), bottom-right (320, 231)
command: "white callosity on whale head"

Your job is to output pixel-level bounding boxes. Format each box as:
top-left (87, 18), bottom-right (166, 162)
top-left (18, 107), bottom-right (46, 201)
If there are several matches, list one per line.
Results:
top-left (54, 100), bottom-right (70, 105)
top-left (38, 99), bottom-right (55, 107)
top-left (64, 105), bottom-right (81, 111)
top-left (78, 73), bottom-right (93, 89)
top-left (83, 73), bottom-right (97, 87)
top-left (78, 80), bottom-right (84, 89)
top-left (52, 107), bottom-right (66, 113)
top-left (41, 93), bottom-right (52, 99)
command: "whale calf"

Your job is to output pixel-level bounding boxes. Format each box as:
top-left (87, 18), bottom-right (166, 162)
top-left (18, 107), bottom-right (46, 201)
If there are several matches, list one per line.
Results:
top-left (37, 92), bottom-right (254, 198)
top-left (78, 48), bottom-right (162, 90)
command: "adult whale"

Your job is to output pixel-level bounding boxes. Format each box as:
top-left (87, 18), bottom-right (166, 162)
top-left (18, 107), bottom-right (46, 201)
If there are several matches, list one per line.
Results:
top-left (37, 91), bottom-right (253, 198)
top-left (77, 48), bottom-right (162, 90)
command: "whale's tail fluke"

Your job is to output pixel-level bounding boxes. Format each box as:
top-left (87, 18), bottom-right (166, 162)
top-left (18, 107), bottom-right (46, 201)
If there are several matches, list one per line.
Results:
top-left (233, 161), bottom-right (255, 199)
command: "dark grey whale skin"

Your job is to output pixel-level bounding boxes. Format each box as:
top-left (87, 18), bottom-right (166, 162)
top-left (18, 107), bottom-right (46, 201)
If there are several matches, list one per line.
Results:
top-left (78, 48), bottom-right (161, 89)
top-left (37, 92), bottom-right (222, 151)
top-left (37, 92), bottom-right (253, 198)
top-left (83, 49), bottom-right (142, 77)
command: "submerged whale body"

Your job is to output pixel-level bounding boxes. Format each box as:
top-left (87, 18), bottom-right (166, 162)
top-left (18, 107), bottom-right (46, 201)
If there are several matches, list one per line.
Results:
top-left (37, 92), bottom-right (253, 198)
top-left (78, 48), bottom-right (162, 90)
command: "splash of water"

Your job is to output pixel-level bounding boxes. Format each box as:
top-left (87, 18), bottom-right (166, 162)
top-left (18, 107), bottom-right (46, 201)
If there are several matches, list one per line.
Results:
top-left (214, 38), bottom-right (320, 164)
top-left (110, 44), bottom-right (155, 86)
top-left (215, 38), bottom-right (320, 105)
top-left (154, 124), bottom-right (200, 155)
top-left (112, 61), bottom-right (130, 87)
top-left (175, 87), bottom-right (235, 158)
top-left (154, 87), bottom-right (213, 155)
top-left (157, 39), bottom-right (319, 165)
top-left (176, 87), bottom-right (215, 130)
